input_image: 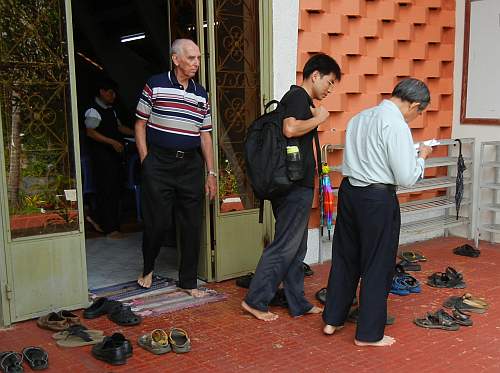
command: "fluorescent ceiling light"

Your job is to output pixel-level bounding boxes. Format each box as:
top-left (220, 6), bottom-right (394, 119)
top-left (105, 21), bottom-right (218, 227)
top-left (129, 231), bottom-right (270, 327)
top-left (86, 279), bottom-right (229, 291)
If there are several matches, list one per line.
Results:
top-left (121, 32), bottom-right (146, 43)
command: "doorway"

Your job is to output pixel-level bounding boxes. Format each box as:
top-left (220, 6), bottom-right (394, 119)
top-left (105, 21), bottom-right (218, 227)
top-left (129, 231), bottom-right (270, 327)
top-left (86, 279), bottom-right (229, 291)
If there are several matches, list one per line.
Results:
top-left (71, 0), bottom-right (273, 290)
top-left (71, 0), bottom-right (201, 289)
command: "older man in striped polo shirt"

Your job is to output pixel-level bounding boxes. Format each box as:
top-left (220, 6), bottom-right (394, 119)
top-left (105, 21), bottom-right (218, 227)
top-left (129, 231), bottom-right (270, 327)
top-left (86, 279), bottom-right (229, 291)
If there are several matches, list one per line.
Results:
top-left (135, 39), bottom-right (216, 295)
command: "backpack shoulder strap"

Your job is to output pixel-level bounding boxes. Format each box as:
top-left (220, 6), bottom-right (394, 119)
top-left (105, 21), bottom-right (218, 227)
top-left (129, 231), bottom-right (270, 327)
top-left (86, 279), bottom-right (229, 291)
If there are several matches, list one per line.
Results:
top-left (258, 199), bottom-right (264, 224)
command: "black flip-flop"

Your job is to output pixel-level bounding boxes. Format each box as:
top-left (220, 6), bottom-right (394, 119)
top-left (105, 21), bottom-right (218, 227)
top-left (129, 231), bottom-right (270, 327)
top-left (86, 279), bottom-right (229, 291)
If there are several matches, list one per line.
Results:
top-left (396, 259), bottom-right (421, 272)
top-left (399, 251), bottom-right (426, 262)
top-left (315, 288), bottom-right (327, 305)
top-left (235, 273), bottom-right (253, 289)
top-left (347, 307), bottom-right (395, 325)
top-left (453, 244), bottom-right (480, 258)
top-left (22, 347), bottom-right (48, 370)
top-left (269, 288), bottom-right (288, 308)
top-left (303, 262), bottom-right (314, 276)
top-left (451, 308), bottom-right (473, 326)
top-left (414, 309), bottom-right (460, 331)
top-left (0, 351), bottom-right (23, 373)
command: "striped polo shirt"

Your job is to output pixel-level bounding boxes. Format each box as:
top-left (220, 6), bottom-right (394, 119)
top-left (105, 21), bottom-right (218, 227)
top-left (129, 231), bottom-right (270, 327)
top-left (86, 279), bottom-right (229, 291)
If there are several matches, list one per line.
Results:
top-left (136, 71), bottom-right (212, 150)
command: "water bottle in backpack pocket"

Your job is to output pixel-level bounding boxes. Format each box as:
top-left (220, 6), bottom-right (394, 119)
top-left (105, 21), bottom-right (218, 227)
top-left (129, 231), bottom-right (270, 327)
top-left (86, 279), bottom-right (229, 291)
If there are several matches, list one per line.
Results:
top-left (286, 140), bottom-right (304, 181)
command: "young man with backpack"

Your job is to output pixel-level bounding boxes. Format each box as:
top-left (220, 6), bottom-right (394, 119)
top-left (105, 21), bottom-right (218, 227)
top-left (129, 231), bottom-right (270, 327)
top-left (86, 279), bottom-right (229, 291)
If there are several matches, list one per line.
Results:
top-left (242, 54), bottom-right (341, 321)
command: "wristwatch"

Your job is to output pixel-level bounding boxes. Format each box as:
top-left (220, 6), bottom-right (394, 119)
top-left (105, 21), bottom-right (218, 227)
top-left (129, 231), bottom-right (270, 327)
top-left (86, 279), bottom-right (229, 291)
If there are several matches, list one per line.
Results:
top-left (208, 170), bottom-right (217, 177)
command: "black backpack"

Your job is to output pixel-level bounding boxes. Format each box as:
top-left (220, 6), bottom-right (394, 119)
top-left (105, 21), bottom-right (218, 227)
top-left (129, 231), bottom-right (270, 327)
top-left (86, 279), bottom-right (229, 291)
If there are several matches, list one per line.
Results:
top-left (244, 100), bottom-right (321, 223)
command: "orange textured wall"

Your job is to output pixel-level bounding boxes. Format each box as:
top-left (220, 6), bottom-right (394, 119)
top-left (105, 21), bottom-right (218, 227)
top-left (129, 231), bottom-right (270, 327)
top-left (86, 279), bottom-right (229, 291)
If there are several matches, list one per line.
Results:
top-left (298, 0), bottom-right (456, 228)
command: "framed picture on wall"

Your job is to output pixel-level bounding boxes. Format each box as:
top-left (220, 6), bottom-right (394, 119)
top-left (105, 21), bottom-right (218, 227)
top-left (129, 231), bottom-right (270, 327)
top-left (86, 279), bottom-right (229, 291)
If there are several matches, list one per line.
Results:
top-left (461, 0), bottom-right (500, 124)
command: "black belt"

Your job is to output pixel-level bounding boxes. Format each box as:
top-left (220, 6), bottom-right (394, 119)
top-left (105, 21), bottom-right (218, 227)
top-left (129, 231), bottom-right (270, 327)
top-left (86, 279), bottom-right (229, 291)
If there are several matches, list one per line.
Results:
top-left (150, 145), bottom-right (200, 159)
top-left (368, 183), bottom-right (396, 191)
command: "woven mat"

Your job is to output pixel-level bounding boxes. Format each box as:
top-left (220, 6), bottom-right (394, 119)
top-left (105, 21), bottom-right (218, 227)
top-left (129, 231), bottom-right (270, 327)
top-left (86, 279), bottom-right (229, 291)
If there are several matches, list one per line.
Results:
top-left (89, 275), bottom-right (177, 301)
top-left (123, 287), bottom-right (227, 317)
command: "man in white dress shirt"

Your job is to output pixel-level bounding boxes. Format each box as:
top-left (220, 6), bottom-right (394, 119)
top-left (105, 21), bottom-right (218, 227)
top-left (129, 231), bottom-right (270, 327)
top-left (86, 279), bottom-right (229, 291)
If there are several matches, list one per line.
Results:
top-left (322, 78), bottom-right (433, 346)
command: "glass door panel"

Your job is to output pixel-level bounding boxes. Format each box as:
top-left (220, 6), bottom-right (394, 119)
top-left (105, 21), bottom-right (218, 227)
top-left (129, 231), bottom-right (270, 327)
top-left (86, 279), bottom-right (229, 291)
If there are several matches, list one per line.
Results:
top-left (213, 0), bottom-right (261, 212)
top-left (0, 0), bottom-right (79, 239)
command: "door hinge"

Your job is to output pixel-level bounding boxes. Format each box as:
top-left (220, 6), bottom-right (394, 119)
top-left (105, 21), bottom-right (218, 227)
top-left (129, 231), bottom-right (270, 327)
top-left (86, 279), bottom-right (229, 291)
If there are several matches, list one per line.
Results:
top-left (5, 283), bottom-right (13, 301)
top-left (211, 249), bottom-right (215, 263)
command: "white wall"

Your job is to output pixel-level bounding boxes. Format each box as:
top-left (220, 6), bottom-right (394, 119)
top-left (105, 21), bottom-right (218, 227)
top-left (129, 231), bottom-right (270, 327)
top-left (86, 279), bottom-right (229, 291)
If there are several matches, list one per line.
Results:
top-left (271, 0), bottom-right (329, 264)
top-left (272, 0), bottom-right (299, 101)
top-left (453, 0), bottom-right (500, 243)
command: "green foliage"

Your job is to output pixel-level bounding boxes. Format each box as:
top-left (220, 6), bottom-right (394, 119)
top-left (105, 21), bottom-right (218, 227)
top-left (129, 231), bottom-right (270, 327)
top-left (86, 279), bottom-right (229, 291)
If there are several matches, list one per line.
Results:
top-left (219, 159), bottom-right (239, 197)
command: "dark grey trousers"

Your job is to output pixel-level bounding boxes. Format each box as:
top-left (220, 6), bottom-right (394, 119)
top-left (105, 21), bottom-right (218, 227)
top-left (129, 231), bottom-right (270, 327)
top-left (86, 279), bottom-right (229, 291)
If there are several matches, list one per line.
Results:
top-left (245, 185), bottom-right (314, 317)
top-left (322, 178), bottom-right (400, 342)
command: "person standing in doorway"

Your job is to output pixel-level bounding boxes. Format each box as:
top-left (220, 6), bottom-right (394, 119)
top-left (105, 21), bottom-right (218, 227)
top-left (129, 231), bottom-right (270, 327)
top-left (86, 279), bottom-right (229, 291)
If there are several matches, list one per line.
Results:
top-left (242, 53), bottom-right (342, 321)
top-left (322, 78), bottom-right (433, 346)
top-left (84, 77), bottom-right (134, 238)
top-left (135, 39), bottom-right (216, 296)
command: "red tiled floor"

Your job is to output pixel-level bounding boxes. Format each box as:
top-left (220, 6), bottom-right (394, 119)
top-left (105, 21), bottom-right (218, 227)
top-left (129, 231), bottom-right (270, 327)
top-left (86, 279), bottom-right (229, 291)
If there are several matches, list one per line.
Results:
top-left (1, 237), bottom-right (500, 372)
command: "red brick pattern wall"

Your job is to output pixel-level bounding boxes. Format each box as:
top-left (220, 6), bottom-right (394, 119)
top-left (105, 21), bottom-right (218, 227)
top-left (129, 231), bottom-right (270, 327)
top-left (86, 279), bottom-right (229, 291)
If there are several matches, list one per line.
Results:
top-left (298, 0), bottom-right (456, 227)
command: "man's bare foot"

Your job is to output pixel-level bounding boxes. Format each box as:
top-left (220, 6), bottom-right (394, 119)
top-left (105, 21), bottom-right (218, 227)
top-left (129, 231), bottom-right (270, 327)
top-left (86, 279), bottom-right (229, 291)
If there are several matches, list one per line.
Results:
top-left (138, 272), bottom-right (153, 288)
top-left (241, 301), bottom-right (278, 321)
top-left (354, 335), bottom-right (396, 347)
top-left (107, 231), bottom-right (125, 239)
top-left (307, 306), bottom-right (323, 314)
top-left (323, 324), bottom-right (340, 335)
top-left (182, 288), bottom-right (210, 298)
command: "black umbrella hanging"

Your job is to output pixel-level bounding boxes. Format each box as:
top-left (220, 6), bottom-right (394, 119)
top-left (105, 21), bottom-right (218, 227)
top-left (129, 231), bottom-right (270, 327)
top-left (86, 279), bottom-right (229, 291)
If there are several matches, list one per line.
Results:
top-left (454, 139), bottom-right (466, 220)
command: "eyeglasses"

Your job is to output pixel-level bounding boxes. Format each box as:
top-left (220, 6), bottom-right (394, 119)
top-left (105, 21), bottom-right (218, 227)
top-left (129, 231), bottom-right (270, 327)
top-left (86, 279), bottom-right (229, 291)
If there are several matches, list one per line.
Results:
top-left (327, 79), bottom-right (335, 88)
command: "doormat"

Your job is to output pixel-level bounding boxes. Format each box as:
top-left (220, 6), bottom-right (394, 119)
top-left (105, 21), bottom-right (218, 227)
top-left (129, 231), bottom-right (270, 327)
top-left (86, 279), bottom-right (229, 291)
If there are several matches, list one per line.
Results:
top-left (123, 287), bottom-right (227, 317)
top-left (89, 275), bottom-right (177, 301)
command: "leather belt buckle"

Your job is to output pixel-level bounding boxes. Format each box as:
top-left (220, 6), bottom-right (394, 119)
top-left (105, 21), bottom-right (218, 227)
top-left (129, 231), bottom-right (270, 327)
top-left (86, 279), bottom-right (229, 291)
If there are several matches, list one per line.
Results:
top-left (176, 151), bottom-right (185, 159)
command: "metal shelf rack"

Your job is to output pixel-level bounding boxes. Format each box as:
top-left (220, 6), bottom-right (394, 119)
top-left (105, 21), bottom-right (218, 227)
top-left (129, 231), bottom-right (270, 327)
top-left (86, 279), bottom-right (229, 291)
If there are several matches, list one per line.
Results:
top-left (322, 138), bottom-right (475, 243)
top-left (475, 141), bottom-right (500, 247)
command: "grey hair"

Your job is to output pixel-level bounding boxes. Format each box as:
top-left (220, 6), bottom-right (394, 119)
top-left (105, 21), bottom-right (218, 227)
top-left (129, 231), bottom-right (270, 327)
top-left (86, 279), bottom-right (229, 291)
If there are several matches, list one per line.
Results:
top-left (391, 78), bottom-right (430, 111)
top-left (171, 38), bottom-right (194, 56)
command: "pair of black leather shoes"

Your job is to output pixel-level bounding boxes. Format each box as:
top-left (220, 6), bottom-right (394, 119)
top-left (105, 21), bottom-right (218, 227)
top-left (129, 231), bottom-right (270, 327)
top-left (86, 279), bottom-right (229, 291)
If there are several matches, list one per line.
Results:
top-left (91, 333), bottom-right (132, 365)
top-left (83, 297), bottom-right (121, 319)
top-left (84, 297), bottom-right (142, 326)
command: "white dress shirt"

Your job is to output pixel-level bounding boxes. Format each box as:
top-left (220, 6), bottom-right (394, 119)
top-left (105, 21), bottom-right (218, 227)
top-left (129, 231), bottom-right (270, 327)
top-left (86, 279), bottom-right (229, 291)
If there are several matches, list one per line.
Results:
top-left (342, 99), bottom-right (425, 188)
top-left (84, 97), bottom-right (121, 129)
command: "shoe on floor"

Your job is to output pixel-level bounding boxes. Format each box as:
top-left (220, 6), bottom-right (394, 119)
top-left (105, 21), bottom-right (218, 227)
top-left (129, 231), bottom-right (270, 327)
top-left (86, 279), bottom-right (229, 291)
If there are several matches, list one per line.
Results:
top-left (57, 310), bottom-right (80, 326)
top-left (303, 262), bottom-right (314, 276)
top-left (83, 297), bottom-right (120, 319)
top-left (169, 328), bottom-right (191, 353)
top-left (36, 312), bottom-right (69, 331)
top-left (91, 334), bottom-right (131, 365)
top-left (396, 259), bottom-right (421, 272)
top-left (270, 288), bottom-right (288, 308)
top-left (22, 346), bottom-right (49, 370)
top-left (138, 329), bottom-right (171, 355)
top-left (235, 273), bottom-right (254, 289)
top-left (414, 309), bottom-right (460, 331)
top-left (453, 244), bottom-right (480, 258)
top-left (347, 307), bottom-right (395, 325)
top-left (0, 351), bottom-right (23, 373)
top-left (315, 288), bottom-right (327, 305)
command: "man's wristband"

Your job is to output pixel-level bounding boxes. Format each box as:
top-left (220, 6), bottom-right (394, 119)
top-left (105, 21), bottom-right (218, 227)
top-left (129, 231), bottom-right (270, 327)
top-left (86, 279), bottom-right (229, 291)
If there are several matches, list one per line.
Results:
top-left (208, 170), bottom-right (217, 177)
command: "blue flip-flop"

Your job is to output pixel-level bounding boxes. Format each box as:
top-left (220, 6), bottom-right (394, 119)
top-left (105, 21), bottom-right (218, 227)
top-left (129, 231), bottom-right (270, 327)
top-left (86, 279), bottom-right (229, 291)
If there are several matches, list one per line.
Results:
top-left (400, 274), bottom-right (421, 293)
top-left (390, 276), bottom-right (410, 296)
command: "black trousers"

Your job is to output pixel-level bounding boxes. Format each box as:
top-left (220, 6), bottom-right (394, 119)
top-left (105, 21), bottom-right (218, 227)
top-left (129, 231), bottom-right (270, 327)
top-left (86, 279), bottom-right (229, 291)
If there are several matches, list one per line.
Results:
top-left (91, 146), bottom-right (122, 234)
top-left (245, 185), bottom-right (314, 317)
top-left (141, 145), bottom-right (204, 289)
top-left (323, 178), bottom-right (400, 342)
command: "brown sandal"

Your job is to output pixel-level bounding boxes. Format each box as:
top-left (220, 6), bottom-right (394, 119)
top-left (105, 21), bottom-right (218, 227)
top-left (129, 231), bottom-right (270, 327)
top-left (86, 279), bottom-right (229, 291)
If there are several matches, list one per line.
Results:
top-left (37, 312), bottom-right (69, 331)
